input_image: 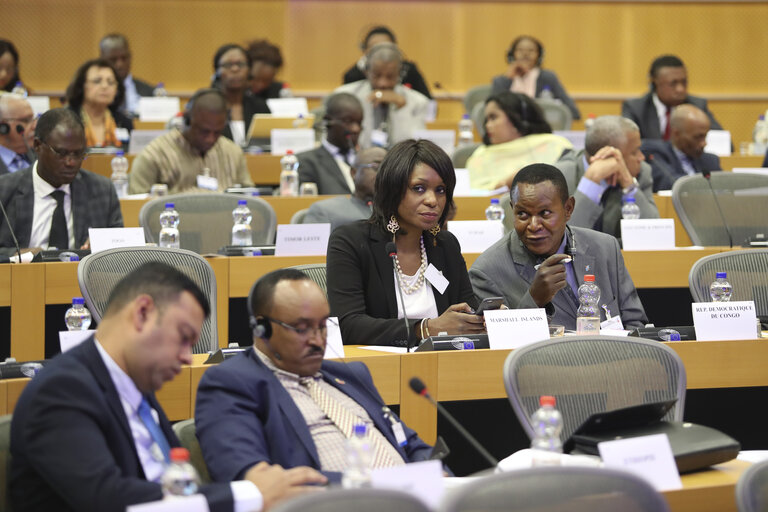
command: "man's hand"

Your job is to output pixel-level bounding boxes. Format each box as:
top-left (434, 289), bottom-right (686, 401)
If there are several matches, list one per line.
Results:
top-left (368, 90), bottom-right (406, 108)
top-left (244, 462), bottom-right (327, 511)
top-left (584, 146), bottom-right (633, 188)
top-left (529, 254), bottom-right (571, 307)
top-left (80, 238), bottom-right (91, 251)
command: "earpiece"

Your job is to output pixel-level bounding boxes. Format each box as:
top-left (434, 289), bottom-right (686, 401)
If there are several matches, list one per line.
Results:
top-left (0, 122), bottom-right (23, 136)
top-left (250, 316), bottom-right (272, 340)
top-left (505, 36), bottom-right (545, 67)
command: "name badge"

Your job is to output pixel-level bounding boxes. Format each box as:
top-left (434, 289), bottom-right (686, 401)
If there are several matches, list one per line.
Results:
top-left (424, 264), bottom-right (449, 294)
top-left (371, 129), bottom-right (388, 147)
top-left (196, 174), bottom-right (219, 191)
top-left (391, 421), bottom-right (408, 447)
top-left (600, 314), bottom-right (625, 331)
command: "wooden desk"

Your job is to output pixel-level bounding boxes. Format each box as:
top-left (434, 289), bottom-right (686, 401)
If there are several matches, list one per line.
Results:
top-left (668, 459), bottom-right (751, 512)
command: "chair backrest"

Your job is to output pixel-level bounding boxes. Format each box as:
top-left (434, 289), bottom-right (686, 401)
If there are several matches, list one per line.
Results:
top-left (736, 457), bottom-right (768, 512)
top-left (535, 98), bottom-right (573, 131)
top-left (504, 335), bottom-right (686, 443)
top-left (689, 249), bottom-right (768, 319)
top-left (463, 84), bottom-right (492, 115)
top-left (291, 208), bottom-right (309, 224)
top-left (139, 193), bottom-right (277, 254)
top-left (77, 247), bottom-right (218, 354)
top-left (441, 466), bottom-right (670, 512)
top-left (0, 414), bottom-right (11, 512)
top-left (271, 488), bottom-right (431, 512)
top-left (451, 143), bottom-right (481, 169)
top-left (171, 419), bottom-right (211, 485)
top-left (471, 101), bottom-right (486, 138)
top-left (671, 172), bottom-right (768, 246)
top-left (288, 263), bottom-right (328, 296)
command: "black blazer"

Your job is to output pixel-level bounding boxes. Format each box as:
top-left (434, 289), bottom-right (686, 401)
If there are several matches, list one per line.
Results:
top-left (221, 93), bottom-right (271, 143)
top-left (621, 92), bottom-right (723, 140)
top-left (133, 77), bottom-right (155, 97)
top-left (253, 81), bottom-right (285, 101)
top-left (641, 139), bottom-right (722, 191)
top-left (10, 338), bottom-right (234, 512)
top-left (297, 145), bottom-right (352, 195)
top-left (327, 220), bottom-right (478, 346)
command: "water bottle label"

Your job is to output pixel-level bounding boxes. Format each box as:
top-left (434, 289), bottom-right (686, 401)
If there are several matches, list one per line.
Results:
top-left (196, 174), bottom-right (219, 191)
top-left (576, 316), bottom-right (600, 335)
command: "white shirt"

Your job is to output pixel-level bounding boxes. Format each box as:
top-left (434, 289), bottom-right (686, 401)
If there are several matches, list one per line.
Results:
top-left (321, 138), bottom-right (355, 192)
top-left (30, 161), bottom-right (75, 249)
top-left (652, 93), bottom-right (669, 136)
top-left (94, 340), bottom-right (263, 511)
top-left (393, 268), bottom-right (439, 323)
top-left (229, 120), bottom-right (246, 147)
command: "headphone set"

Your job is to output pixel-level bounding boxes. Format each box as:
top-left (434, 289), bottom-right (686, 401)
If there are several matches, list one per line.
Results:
top-left (505, 36), bottom-right (545, 67)
top-left (0, 122), bottom-right (25, 136)
top-left (246, 278), bottom-right (282, 359)
top-left (182, 88), bottom-right (226, 127)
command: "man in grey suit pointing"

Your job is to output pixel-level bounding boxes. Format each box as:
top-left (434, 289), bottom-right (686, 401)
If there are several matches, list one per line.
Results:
top-left (469, 163), bottom-right (647, 331)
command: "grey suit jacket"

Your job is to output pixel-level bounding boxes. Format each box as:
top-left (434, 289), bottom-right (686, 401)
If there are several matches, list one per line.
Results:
top-left (491, 69), bottom-right (581, 120)
top-left (469, 226), bottom-right (647, 330)
top-left (303, 195), bottom-right (371, 232)
top-left (621, 92), bottom-right (723, 140)
top-left (0, 166), bottom-right (123, 255)
top-left (0, 148), bottom-right (36, 176)
top-left (641, 139), bottom-right (722, 191)
top-left (296, 145), bottom-right (351, 195)
top-left (556, 149), bottom-right (658, 239)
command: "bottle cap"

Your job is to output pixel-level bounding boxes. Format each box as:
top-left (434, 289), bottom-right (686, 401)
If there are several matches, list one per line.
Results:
top-left (165, 202), bottom-right (175, 208)
top-left (169, 447), bottom-right (190, 462)
top-left (116, 150), bottom-right (125, 157)
top-left (490, 198), bottom-right (499, 205)
top-left (283, 83), bottom-right (291, 89)
top-left (157, 82), bottom-right (164, 87)
top-left (584, 274), bottom-right (595, 282)
top-left (237, 199), bottom-right (247, 205)
top-left (352, 424), bottom-right (367, 436)
top-left (462, 113), bottom-right (469, 119)
top-left (624, 197), bottom-right (636, 203)
top-left (539, 395), bottom-right (556, 407)
top-left (72, 297), bottom-right (85, 305)
top-left (716, 271), bottom-right (727, 279)
top-left (285, 150), bottom-right (293, 155)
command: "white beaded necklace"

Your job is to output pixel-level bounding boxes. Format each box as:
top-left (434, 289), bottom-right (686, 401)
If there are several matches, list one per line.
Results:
top-left (394, 236), bottom-right (427, 295)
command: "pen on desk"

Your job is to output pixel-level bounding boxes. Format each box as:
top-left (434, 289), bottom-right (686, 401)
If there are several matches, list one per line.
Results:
top-left (534, 257), bottom-right (572, 270)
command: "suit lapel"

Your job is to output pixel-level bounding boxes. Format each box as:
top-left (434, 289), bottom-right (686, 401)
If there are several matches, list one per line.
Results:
top-left (14, 170), bottom-right (35, 247)
top-left (318, 146), bottom-right (352, 193)
top-left (643, 95), bottom-right (662, 139)
top-left (370, 226), bottom-right (399, 317)
top-left (70, 172), bottom-right (89, 248)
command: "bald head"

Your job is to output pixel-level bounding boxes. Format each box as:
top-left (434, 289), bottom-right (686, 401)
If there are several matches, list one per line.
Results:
top-left (0, 93), bottom-right (36, 153)
top-left (670, 104), bottom-right (710, 160)
top-left (352, 147), bottom-right (386, 200)
top-left (182, 90), bottom-right (227, 155)
top-left (99, 34), bottom-right (132, 81)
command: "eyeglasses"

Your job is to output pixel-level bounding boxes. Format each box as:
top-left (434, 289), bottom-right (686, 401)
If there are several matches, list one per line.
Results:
top-left (219, 61), bottom-right (248, 70)
top-left (266, 316), bottom-right (328, 339)
top-left (86, 78), bottom-right (118, 87)
top-left (41, 141), bottom-right (87, 161)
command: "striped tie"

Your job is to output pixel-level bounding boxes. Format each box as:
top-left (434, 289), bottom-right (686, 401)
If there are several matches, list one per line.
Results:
top-left (302, 377), bottom-right (399, 468)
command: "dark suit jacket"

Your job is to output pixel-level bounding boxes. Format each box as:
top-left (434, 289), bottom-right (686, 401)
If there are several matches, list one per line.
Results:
top-left (469, 226), bottom-right (647, 331)
top-left (0, 166), bottom-right (124, 255)
top-left (221, 93), bottom-right (270, 143)
top-left (133, 77), bottom-right (155, 97)
top-left (10, 338), bottom-right (235, 512)
top-left (343, 60), bottom-right (432, 99)
top-left (327, 220), bottom-right (479, 346)
top-left (641, 139), bottom-right (722, 191)
top-left (763, 149), bottom-right (768, 168)
top-left (491, 69), bottom-right (581, 120)
top-left (0, 148), bottom-right (36, 176)
top-left (297, 145), bottom-right (352, 195)
top-left (253, 81), bottom-right (285, 101)
top-left (195, 348), bottom-right (433, 484)
top-left (621, 92), bottom-right (723, 140)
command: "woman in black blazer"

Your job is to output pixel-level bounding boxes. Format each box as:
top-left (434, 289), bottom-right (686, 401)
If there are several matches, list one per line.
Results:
top-left (327, 139), bottom-right (483, 347)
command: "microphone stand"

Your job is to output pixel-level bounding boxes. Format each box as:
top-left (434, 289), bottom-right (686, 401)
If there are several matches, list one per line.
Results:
top-left (703, 172), bottom-right (734, 248)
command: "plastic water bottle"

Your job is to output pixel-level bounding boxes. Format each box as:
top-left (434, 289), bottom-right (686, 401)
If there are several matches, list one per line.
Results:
top-left (110, 150), bottom-right (129, 198)
top-left (279, 150), bottom-right (299, 197)
top-left (576, 274), bottom-right (601, 335)
top-left (293, 114), bottom-right (309, 129)
top-left (158, 202), bottom-right (180, 249)
top-left (457, 114), bottom-right (474, 148)
top-left (342, 424), bottom-right (373, 489)
top-left (709, 272), bottom-right (733, 302)
top-left (11, 81), bottom-right (27, 97)
top-left (584, 113), bottom-right (597, 131)
top-left (231, 200), bottom-right (253, 246)
top-left (485, 198), bottom-right (505, 221)
top-left (153, 82), bottom-right (168, 97)
top-left (65, 298), bottom-right (92, 331)
top-left (161, 448), bottom-right (201, 497)
top-left (279, 83), bottom-right (293, 98)
top-left (621, 196), bottom-right (641, 219)
top-left (530, 395), bottom-right (563, 466)
top-left (539, 86), bottom-right (554, 100)
top-left (753, 114), bottom-right (768, 146)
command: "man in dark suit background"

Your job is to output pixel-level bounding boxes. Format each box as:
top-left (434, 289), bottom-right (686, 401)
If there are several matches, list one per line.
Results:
top-left (622, 55), bottom-right (723, 140)
top-left (99, 33), bottom-right (155, 117)
top-left (641, 104), bottom-right (722, 191)
top-left (297, 92), bottom-right (363, 194)
top-left (0, 93), bottom-right (36, 175)
top-left (195, 269), bottom-right (434, 484)
top-left (0, 107), bottom-right (123, 257)
top-left (10, 262), bottom-right (326, 512)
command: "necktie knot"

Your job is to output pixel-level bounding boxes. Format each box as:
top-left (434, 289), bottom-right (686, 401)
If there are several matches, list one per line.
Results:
top-left (50, 189), bottom-right (65, 203)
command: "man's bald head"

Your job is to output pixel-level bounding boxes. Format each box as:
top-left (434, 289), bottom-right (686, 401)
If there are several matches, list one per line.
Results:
top-left (670, 104), bottom-right (710, 160)
top-left (182, 89), bottom-right (227, 155)
top-left (187, 89), bottom-right (227, 117)
top-left (99, 34), bottom-right (132, 81)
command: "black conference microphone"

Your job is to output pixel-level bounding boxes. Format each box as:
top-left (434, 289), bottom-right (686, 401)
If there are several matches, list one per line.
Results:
top-left (702, 171), bottom-right (734, 248)
top-left (386, 241), bottom-right (413, 352)
top-left (409, 377), bottom-right (499, 469)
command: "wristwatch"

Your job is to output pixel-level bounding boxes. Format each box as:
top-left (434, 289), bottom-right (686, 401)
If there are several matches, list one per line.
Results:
top-left (621, 177), bottom-right (639, 195)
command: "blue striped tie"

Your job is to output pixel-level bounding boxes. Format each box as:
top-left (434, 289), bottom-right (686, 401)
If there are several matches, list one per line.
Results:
top-left (137, 397), bottom-right (171, 463)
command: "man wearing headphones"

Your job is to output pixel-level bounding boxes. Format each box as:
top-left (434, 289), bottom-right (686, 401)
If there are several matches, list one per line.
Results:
top-left (195, 269), bottom-right (435, 483)
top-left (0, 93), bottom-right (37, 175)
top-left (296, 92), bottom-right (363, 195)
top-left (128, 88), bottom-right (253, 194)
top-left (334, 43), bottom-right (429, 149)
top-left (622, 55), bottom-right (723, 141)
